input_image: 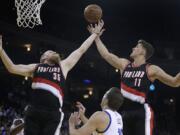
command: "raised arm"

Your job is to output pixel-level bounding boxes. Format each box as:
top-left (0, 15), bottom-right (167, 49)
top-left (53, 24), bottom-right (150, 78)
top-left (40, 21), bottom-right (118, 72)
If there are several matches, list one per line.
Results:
top-left (0, 36), bottom-right (37, 77)
top-left (61, 22), bottom-right (103, 79)
top-left (95, 37), bottom-right (129, 71)
top-left (76, 102), bottom-right (100, 135)
top-left (69, 111), bottom-right (107, 135)
top-left (87, 21), bottom-right (129, 72)
top-left (148, 65), bottom-right (180, 87)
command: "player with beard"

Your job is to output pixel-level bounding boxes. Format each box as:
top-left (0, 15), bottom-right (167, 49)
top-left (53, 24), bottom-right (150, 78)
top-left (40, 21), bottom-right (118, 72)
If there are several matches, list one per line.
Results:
top-left (0, 21), bottom-right (103, 135)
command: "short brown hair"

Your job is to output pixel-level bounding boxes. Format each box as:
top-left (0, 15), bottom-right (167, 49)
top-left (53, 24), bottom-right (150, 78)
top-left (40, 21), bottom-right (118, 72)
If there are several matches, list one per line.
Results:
top-left (138, 39), bottom-right (154, 60)
top-left (106, 87), bottom-right (124, 111)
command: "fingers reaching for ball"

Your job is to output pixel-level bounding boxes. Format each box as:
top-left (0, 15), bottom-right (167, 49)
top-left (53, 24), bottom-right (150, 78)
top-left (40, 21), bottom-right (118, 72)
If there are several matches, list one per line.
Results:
top-left (99, 28), bottom-right (106, 37)
top-left (98, 20), bottom-right (104, 28)
top-left (87, 19), bottom-right (105, 36)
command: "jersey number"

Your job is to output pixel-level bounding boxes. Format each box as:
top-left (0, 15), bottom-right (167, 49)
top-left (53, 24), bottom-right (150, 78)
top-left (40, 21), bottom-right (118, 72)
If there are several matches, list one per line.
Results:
top-left (53, 73), bottom-right (61, 81)
top-left (134, 78), bottom-right (142, 87)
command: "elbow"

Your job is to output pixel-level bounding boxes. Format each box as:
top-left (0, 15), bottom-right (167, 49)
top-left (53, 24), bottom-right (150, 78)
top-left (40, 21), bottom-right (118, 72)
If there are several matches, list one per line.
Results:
top-left (173, 73), bottom-right (180, 87)
top-left (8, 65), bottom-right (16, 74)
top-left (173, 82), bottom-right (180, 88)
top-left (171, 79), bottom-right (180, 88)
top-left (172, 85), bottom-right (179, 88)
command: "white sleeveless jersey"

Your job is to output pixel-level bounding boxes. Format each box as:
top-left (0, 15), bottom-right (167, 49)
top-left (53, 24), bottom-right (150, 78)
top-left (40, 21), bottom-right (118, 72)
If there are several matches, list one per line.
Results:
top-left (98, 109), bottom-right (123, 135)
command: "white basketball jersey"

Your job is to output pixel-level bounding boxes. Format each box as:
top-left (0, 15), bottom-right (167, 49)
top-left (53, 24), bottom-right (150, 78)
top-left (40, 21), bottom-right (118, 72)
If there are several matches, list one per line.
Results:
top-left (98, 109), bottom-right (123, 135)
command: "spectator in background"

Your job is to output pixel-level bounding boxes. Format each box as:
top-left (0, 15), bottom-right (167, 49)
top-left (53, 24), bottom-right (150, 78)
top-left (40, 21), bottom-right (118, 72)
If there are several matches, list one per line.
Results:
top-left (10, 118), bottom-right (24, 135)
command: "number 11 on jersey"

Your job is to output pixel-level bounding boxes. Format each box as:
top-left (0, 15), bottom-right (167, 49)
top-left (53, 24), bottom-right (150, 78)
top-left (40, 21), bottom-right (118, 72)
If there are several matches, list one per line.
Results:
top-left (134, 78), bottom-right (142, 87)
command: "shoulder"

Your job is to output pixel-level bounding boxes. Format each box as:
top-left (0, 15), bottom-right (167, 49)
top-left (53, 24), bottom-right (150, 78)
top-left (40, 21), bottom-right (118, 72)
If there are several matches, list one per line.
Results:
top-left (90, 111), bottom-right (110, 132)
top-left (120, 59), bottom-right (131, 72)
top-left (59, 61), bottom-right (67, 78)
top-left (147, 65), bottom-right (162, 80)
top-left (28, 63), bottom-right (39, 68)
top-left (90, 111), bottom-right (109, 124)
top-left (121, 58), bottom-right (130, 66)
top-left (91, 111), bottom-right (105, 118)
top-left (30, 63), bottom-right (39, 71)
top-left (148, 65), bottom-right (161, 74)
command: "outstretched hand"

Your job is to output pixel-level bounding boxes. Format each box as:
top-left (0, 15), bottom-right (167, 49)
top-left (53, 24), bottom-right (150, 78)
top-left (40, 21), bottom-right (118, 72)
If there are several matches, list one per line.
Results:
top-left (87, 20), bottom-right (105, 36)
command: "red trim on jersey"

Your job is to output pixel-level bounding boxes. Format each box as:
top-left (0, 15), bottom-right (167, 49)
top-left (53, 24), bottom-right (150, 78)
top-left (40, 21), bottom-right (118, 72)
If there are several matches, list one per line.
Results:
top-left (121, 82), bottom-right (146, 98)
top-left (150, 105), bottom-right (154, 135)
top-left (33, 77), bottom-right (64, 97)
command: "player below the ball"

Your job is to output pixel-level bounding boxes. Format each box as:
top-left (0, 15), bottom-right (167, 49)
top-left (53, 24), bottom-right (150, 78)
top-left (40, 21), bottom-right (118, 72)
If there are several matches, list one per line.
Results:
top-left (87, 20), bottom-right (180, 135)
top-left (69, 87), bottom-right (124, 135)
top-left (0, 21), bottom-right (104, 135)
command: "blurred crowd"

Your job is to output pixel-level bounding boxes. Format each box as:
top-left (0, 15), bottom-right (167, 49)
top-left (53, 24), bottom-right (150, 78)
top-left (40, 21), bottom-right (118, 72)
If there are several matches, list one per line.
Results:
top-left (0, 103), bottom-right (70, 135)
top-left (0, 86), bottom-right (180, 135)
top-left (0, 102), bottom-right (180, 135)
top-left (0, 105), bottom-right (16, 135)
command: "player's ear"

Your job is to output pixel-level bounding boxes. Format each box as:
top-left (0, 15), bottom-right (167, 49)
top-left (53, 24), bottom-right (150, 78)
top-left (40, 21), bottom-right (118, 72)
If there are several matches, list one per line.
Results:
top-left (142, 48), bottom-right (146, 57)
top-left (104, 98), bottom-right (108, 106)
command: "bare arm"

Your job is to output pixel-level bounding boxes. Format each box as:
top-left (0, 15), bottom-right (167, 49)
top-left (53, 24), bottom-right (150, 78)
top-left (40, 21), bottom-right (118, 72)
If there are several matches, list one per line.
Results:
top-left (79, 114), bottom-right (89, 124)
top-left (61, 33), bottom-right (97, 78)
top-left (87, 21), bottom-right (129, 71)
top-left (69, 111), bottom-right (107, 135)
top-left (0, 36), bottom-right (37, 77)
top-left (95, 37), bottom-right (129, 71)
top-left (76, 102), bottom-right (102, 135)
top-left (61, 21), bottom-right (104, 79)
top-left (148, 65), bottom-right (180, 87)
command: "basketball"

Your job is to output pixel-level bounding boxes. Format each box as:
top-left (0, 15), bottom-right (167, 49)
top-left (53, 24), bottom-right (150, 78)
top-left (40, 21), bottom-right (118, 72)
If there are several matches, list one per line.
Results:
top-left (84, 4), bottom-right (102, 23)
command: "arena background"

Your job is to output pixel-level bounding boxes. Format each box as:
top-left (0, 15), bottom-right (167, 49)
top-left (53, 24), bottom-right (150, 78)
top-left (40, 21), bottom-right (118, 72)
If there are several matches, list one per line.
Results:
top-left (0, 0), bottom-right (180, 134)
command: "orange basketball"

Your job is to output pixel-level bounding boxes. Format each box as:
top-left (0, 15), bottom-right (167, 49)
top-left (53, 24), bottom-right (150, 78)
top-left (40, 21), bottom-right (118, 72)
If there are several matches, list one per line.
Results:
top-left (84, 4), bottom-right (102, 23)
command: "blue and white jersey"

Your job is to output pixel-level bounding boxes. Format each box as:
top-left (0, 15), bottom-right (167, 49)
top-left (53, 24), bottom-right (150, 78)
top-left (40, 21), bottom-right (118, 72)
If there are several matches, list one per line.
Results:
top-left (98, 109), bottom-right (123, 135)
